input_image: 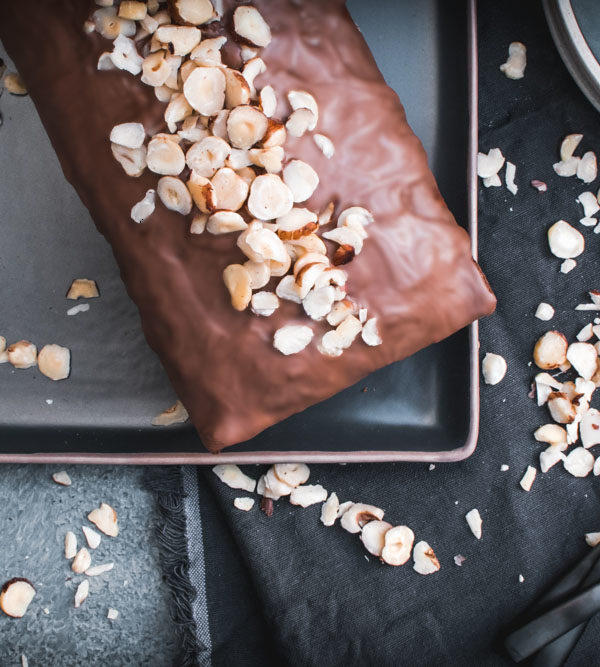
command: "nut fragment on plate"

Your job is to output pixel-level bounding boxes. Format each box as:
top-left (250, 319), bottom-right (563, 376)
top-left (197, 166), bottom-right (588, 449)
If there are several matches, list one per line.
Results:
top-left (360, 520), bottom-right (392, 557)
top-left (585, 532), bottom-right (600, 547)
top-left (340, 503), bottom-right (385, 534)
top-left (65, 531), bottom-right (77, 560)
top-left (361, 318), bottom-right (382, 347)
top-left (576, 323), bottom-right (594, 342)
top-left (66, 278), bottom-right (100, 300)
top-left (499, 42), bottom-right (526, 79)
top-left (273, 463), bottom-right (310, 487)
top-left (207, 211), bottom-right (247, 235)
top-left (313, 134), bottom-right (335, 159)
top-left (170, 0), bottom-right (216, 26)
top-left (580, 408), bottom-right (600, 448)
top-left (533, 331), bottom-right (568, 370)
top-left (273, 324), bottom-right (313, 355)
top-left (227, 105), bottom-right (268, 149)
top-left (547, 220), bottom-right (584, 259)
top-left (285, 108), bottom-right (315, 138)
top-left (413, 541), bottom-right (441, 575)
top-left (251, 291), bottom-right (279, 317)
top-left (259, 85), bottom-right (277, 117)
top-left (0, 579), bottom-right (36, 618)
top-left (380, 526), bottom-right (415, 566)
top-left (152, 400), bottom-right (189, 426)
top-left (534, 423), bottom-right (567, 447)
top-left (88, 503), bottom-right (119, 537)
top-left (157, 176), bottom-right (193, 214)
top-left (85, 562), bottom-right (114, 576)
top-left (147, 136), bottom-right (185, 175)
top-left (289, 484), bottom-right (327, 507)
top-left (82, 526), bottom-right (102, 550)
top-left (3, 72), bottom-right (27, 95)
top-left (531, 179), bottom-right (547, 192)
top-left (131, 189), bottom-right (156, 223)
top-left (233, 5), bottom-right (272, 47)
top-left (282, 160), bottom-right (319, 203)
top-left (72, 547), bottom-right (92, 574)
top-left (248, 174), bottom-right (294, 220)
top-left (577, 151), bottom-right (597, 184)
top-left (560, 134), bottom-right (583, 162)
top-left (547, 392), bottom-right (576, 423)
top-left (212, 464), bottom-right (256, 493)
top-left (482, 352), bottom-right (507, 385)
top-left (7, 341), bottom-right (37, 369)
top-left (320, 492), bottom-right (340, 527)
top-left (563, 447), bottom-right (595, 477)
top-left (223, 264), bottom-right (252, 311)
top-left (107, 607), bottom-right (119, 620)
top-left (110, 122), bottom-right (145, 149)
top-left (535, 303), bottom-right (555, 321)
top-left (111, 35), bottom-right (143, 75)
top-left (465, 508), bottom-right (482, 539)
top-left (519, 466), bottom-right (537, 491)
top-left (233, 497), bottom-right (255, 512)
top-left (74, 580), bottom-right (89, 609)
top-left (540, 446), bottom-right (566, 473)
top-left (566, 342), bottom-right (598, 380)
top-left (287, 90), bottom-right (318, 129)
top-left (561, 259), bottom-right (577, 274)
top-left (52, 471), bottom-right (72, 486)
top-left (118, 1), bottom-right (147, 20)
top-left (577, 191), bottom-right (600, 217)
top-left (477, 148), bottom-right (505, 179)
top-left (505, 161), bottom-right (518, 195)
top-left (111, 143), bottom-right (147, 177)
top-left (38, 344), bottom-right (71, 381)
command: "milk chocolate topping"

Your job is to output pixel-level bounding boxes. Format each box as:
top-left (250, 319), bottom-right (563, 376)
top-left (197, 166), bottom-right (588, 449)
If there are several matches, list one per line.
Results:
top-left (0, 0), bottom-right (496, 451)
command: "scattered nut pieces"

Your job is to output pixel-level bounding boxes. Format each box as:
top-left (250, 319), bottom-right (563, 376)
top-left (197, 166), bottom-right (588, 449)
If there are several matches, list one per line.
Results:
top-left (535, 303), bottom-right (555, 321)
top-left (131, 189), bottom-right (156, 223)
top-left (320, 492), bottom-right (340, 527)
top-left (72, 547), bottom-right (92, 574)
top-left (566, 342), bottom-right (598, 380)
top-left (499, 42), bottom-right (526, 79)
top-left (110, 122), bottom-right (145, 149)
top-left (82, 526), bottom-right (102, 550)
top-left (88, 503), bottom-right (119, 537)
top-left (0, 579), bottom-right (36, 618)
top-left (233, 6), bottom-right (272, 48)
top-left (412, 541), bottom-right (441, 575)
top-left (234, 497), bottom-right (255, 512)
top-left (152, 400), bottom-right (189, 426)
top-left (313, 134), bottom-right (335, 159)
top-left (65, 532), bottom-right (77, 560)
top-left (561, 259), bottom-right (577, 274)
top-left (564, 447), bottom-right (595, 477)
top-left (577, 151), bottom-right (597, 184)
top-left (85, 562), bottom-right (114, 576)
top-left (248, 174), bottom-right (294, 220)
top-left (340, 503), bottom-right (385, 534)
top-left (585, 532), bottom-right (600, 547)
top-left (157, 176), bottom-right (193, 214)
top-left (52, 471), bottom-right (72, 486)
top-left (540, 446), bottom-right (566, 473)
top-left (283, 160), bottom-right (319, 203)
top-left (111, 35), bottom-right (143, 75)
top-left (223, 263), bottom-right (252, 311)
top-left (454, 555), bottom-right (467, 566)
top-left (577, 191), bottom-right (600, 217)
top-left (361, 318), bottom-right (382, 347)
top-left (170, 0), bottom-right (216, 26)
top-left (482, 352), bottom-right (507, 385)
top-left (548, 220), bottom-right (584, 259)
top-left (38, 344), bottom-right (71, 381)
top-left (580, 408), bottom-right (600, 448)
top-left (273, 324), bottom-right (313, 355)
top-left (534, 423), bottom-right (567, 447)
top-left (74, 580), bottom-right (89, 609)
top-left (381, 526), bottom-right (414, 567)
top-left (360, 520), bottom-right (392, 557)
top-left (212, 464), bottom-right (256, 493)
top-left (287, 90), bottom-right (318, 129)
top-left (561, 134), bottom-right (583, 162)
top-left (547, 392), bottom-right (576, 423)
top-left (465, 509), bottom-right (482, 539)
top-left (519, 465), bottom-right (537, 491)
top-left (251, 291), bottom-right (279, 317)
top-left (577, 323), bottom-right (594, 342)
top-left (7, 341), bottom-right (37, 369)
top-left (107, 607), bottom-right (119, 620)
top-left (477, 148), bottom-right (505, 179)
top-left (505, 161), bottom-right (518, 195)
top-left (531, 180), bottom-right (547, 192)
top-left (289, 484), bottom-right (327, 508)
top-left (533, 331), bottom-right (568, 370)
top-left (3, 72), bottom-right (27, 95)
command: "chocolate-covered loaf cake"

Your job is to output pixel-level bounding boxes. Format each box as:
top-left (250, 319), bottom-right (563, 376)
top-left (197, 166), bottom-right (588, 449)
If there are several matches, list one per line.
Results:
top-left (0, 0), bottom-right (496, 451)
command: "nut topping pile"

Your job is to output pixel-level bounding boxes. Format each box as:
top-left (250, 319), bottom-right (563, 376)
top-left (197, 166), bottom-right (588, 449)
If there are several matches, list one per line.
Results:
top-left (90, 0), bottom-right (382, 357)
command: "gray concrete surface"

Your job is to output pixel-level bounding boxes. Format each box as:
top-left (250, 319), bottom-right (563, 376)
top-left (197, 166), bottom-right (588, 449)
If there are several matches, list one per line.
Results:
top-left (0, 465), bottom-right (177, 666)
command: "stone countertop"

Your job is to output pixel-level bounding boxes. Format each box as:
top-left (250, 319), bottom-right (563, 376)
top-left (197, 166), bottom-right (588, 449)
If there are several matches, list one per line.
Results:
top-left (0, 465), bottom-right (177, 666)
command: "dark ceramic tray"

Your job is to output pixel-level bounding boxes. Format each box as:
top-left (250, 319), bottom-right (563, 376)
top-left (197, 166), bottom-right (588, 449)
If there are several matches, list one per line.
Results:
top-left (0, 0), bottom-right (480, 464)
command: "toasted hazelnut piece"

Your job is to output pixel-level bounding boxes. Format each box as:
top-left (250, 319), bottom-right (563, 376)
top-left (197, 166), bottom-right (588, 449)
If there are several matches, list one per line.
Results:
top-left (74, 580), bottom-right (89, 609)
top-left (110, 123), bottom-right (146, 151)
top-left (97, 52), bottom-right (116, 70)
top-left (283, 160), bottom-right (319, 203)
top-left (141, 14), bottom-right (159, 33)
top-left (540, 446), bottom-right (566, 473)
top-left (535, 302), bottom-right (555, 321)
top-left (248, 174), bottom-right (294, 220)
top-left (483, 174), bottom-right (501, 187)
top-left (303, 286), bottom-right (335, 321)
top-left (317, 202), bottom-right (334, 227)
top-left (313, 133), bottom-right (335, 159)
top-left (147, 136), bottom-right (185, 175)
top-left (223, 68), bottom-right (251, 108)
top-left (335, 315), bottom-right (362, 349)
top-left (0, 579), bottom-right (36, 618)
top-left (548, 220), bottom-right (585, 259)
top-left (554, 157), bottom-right (580, 177)
top-left (157, 176), bottom-right (193, 214)
top-left (118, 1), bottom-right (147, 20)
top-left (465, 508), bottom-right (482, 539)
top-left (499, 41), bottom-right (526, 79)
top-left (289, 484), bottom-right (328, 508)
top-left (251, 291), bottom-right (279, 317)
top-left (38, 344), bottom-right (70, 381)
top-left (533, 331), bottom-right (568, 369)
top-left (577, 151), bottom-right (597, 184)
top-left (519, 465), bottom-right (537, 492)
top-left (226, 149), bottom-right (252, 171)
top-left (477, 148), bottom-right (505, 179)
top-left (340, 503), bottom-right (385, 534)
top-left (207, 210), bottom-right (247, 234)
top-left (326, 300), bottom-right (356, 327)
top-left (531, 179), bottom-right (548, 192)
top-left (413, 541), bottom-right (441, 575)
top-left (277, 207), bottom-right (317, 232)
top-left (183, 66), bottom-right (225, 115)
top-left (131, 189), bottom-right (156, 223)
top-left (190, 36), bottom-right (227, 65)
top-left (234, 497), bottom-right (255, 512)
top-left (293, 251), bottom-right (329, 277)
top-left (296, 262), bottom-right (328, 299)
top-left (560, 133), bottom-right (583, 161)
top-left (359, 520), bottom-right (392, 557)
top-left (580, 408), bottom-right (600, 448)
top-left (561, 258), bottom-right (577, 273)
top-left (190, 213), bottom-right (208, 234)
top-left (275, 275), bottom-right (302, 304)
top-left (338, 206), bottom-right (374, 229)
top-left (249, 146), bottom-right (284, 174)
top-left (65, 531), bottom-right (77, 559)
top-left (0, 337), bottom-right (5, 356)
top-left (564, 447), bottom-right (595, 477)
top-left (85, 562), bottom-right (114, 577)
top-left (285, 233), bottom-right (327, 260)
top-left (52, 470), bottom-right (72, 487)
top-left (71, 547), bottom-right (92, 574)
top-left (170, 0), bottom-right (216, 25)
top-left (323, 227), bottom-right (363, 255)
top-left (227, 105), bottom-right (268, 150)
top-left (88, 503), bottom-right (119, 537)
top-left (92, 7), bottom-right (131, 39)
top-left (186, 136), bottom-right (231, 178)
top-left (329, 244), bottom-right (352, 266)
top-left (164, 93), bottom-right (193, 132)
top-left (547, 392), bottom-right (576, 423)
top-left (260, 120), bottom-right (287, 149)
top-left (223, 264), bottom-right (252, 311)
top-left (241, 57), bottom-right (266, 98)
top-left (337, 501), bottom-right (354, 518)
top-left (179, 115), bottom-right (209, 142)
top-left (481, 352), bottom-right (507, 385)
top-left (211, 167), bottom-right (249, 211)
top-left (259, 85), bottom-right (277, 117)
top-left (287, 90), bottom-right (318, 129)
top-left (163, 53), bottom-right (182, 89)
top-left (273, 324), bottom-right (313, 355)
top-left (233, 6), bottom-right (272, 47)
top-left (381, 526), bottom-right (414, 566)
top-left (362, 318), bottom-right (382, 347)
top-left (67, 279), bottom-right (100, 300)
top-left (244, 227), bottom-right (288, 264)
top-left (567, 342), bottom-right (598, 380)
top-left (264, 467), bottom-right (295, 498)
top-left (577, 323), bottom-right (594, 342)
top-left (82, 526), bottom-right (102, 550)
top-left (586, 532), bottom-right (600, 545)
top-left (534, 423), bottom-right (567, 447)
top-left (152, 400), bottom-right (189, 425)
top-left (577, 191), bottom-right (600, 217)
top-left (210, 109), bottom-right (231, 141)
top-left (314, 265), bottom-right (347, 288)
top-left (240, 45), bottom-right (259, 62)
top-left (286, 108), bottom-right (315, 138)
top-left (212, 464), bottom-right (256, 492)
top-left (320, 493), bottom-right (340, 527)
top-left (7, 341), bottom-right (37, 369)
top-left (156, 25), bottom-right (201, 56)
top-left (277, 222), bottom-right (318, 241)
top-left (110, 34), bottom-right (143, 75)
top-left (112, 143), bottom-right (147, 177)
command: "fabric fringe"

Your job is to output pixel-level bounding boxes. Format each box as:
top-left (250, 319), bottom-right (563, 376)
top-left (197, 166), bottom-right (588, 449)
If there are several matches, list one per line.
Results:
top-left (146, 466), bottom-right (203, 667)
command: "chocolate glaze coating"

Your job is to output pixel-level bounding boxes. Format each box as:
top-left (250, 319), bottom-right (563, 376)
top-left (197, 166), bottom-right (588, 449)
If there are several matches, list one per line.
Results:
top-left (0, 0), bottom-right (495, 451)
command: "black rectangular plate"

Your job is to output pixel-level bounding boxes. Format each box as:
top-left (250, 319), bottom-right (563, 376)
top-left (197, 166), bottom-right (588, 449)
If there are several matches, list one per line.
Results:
top-left (0, 0), bottom-right (479, 462)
